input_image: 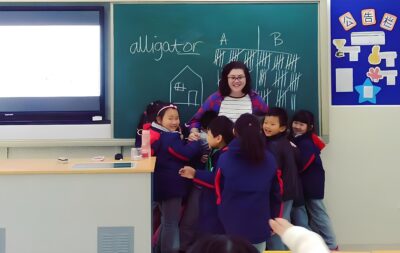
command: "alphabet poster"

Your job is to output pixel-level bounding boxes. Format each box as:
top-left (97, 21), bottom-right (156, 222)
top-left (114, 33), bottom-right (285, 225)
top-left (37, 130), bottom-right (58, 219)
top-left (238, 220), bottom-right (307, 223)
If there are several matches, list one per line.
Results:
top-left (331, 0), bottom-right (399, 105)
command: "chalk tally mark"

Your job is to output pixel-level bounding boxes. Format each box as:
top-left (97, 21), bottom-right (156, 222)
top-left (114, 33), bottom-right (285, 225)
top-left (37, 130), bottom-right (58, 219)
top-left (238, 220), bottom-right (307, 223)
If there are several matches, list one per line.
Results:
top-left (213, 26), bottom-right (303, 111)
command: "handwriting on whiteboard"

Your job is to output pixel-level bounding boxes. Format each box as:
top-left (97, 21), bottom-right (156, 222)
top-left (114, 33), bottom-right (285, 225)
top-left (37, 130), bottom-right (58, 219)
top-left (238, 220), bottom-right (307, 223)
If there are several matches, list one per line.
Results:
top-left (129, 35), bottom-right (203, 61)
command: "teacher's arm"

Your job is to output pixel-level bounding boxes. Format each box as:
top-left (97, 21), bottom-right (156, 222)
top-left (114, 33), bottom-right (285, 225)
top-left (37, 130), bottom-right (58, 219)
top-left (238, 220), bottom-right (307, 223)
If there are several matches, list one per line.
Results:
top-left (250, 90), bottom-right (269, 115)
top-left (187, 91), bottom-right (222, 131)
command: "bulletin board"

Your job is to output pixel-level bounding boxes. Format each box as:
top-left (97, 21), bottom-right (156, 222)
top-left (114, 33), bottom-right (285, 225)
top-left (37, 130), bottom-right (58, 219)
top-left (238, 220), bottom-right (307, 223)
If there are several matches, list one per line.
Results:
top-left (331, 0), bottom-right (399, 105)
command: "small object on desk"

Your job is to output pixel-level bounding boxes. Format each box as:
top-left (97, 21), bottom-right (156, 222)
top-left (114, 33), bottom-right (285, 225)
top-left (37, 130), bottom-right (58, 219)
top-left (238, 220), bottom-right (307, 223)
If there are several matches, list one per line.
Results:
top-left (72, 162), bottom-right (136, 169)
top-left (131, 147), bottom-right (142, 161)
top-left (141, 130), bottom-right (151, 158)
top-left (91, 156), bottom-right (105, 162)
top-left (57, 157), bottom-right (69, 164)
top-left (114, 153), bottom-right (123, 160)
top-left (92, 115), bottom-right (103, 121)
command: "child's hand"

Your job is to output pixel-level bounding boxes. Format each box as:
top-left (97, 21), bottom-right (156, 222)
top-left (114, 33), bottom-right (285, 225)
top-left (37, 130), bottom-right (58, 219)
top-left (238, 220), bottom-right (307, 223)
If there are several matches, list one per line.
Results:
top-left (187, 132), bottom-right (200, 141)
top-left (200, 154), bottom-right (208, 163)
top-left (188, 128), bottom-right (200, 141)
top-left (178, 166), bottom-right (196, 179)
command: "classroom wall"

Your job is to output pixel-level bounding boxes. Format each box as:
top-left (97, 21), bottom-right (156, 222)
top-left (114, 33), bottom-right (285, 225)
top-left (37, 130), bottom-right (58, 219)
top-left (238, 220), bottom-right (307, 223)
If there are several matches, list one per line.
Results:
top-left (1, 0), bottom-right (399, 250)
top-left (323, 0), bottom-right (400, 249)
top-left (323, 107), bottom-right (400, 250)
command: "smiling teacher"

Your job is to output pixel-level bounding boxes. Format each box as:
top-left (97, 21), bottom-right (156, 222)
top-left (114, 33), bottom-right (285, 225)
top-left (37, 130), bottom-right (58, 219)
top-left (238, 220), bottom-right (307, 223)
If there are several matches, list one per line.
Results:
top-left (188, 61), bottom-right (269, 134)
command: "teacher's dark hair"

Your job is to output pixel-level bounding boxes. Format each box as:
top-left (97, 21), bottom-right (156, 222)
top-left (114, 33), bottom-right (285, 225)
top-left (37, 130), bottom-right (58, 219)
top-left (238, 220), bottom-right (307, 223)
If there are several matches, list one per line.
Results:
top-left (234, 113), bottom-right (265, 164)
top-left (219, 61), bottom-right (252, 96)
top-left (187, 234), bottom-right (259, 253)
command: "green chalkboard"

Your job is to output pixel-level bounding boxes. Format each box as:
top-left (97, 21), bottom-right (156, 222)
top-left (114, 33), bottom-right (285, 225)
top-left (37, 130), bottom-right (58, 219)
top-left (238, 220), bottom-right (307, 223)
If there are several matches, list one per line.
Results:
top-left (114, 3), bottom-right (319, 138)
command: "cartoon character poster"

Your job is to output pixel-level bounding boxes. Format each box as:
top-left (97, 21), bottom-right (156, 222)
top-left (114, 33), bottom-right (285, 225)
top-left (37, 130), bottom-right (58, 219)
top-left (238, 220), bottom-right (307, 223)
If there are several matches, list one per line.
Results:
top-left (331, 0), bottom-right (399, 105)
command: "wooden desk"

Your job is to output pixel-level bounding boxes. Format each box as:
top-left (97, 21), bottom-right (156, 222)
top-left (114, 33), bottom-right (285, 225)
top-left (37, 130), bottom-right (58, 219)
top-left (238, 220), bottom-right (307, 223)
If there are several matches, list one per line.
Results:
top-left (0, 157), bottom-right (156, 253)
top-left (0, 157), bottom-right (155, 174)
top-left (371, 251), bottom-right (400, 253)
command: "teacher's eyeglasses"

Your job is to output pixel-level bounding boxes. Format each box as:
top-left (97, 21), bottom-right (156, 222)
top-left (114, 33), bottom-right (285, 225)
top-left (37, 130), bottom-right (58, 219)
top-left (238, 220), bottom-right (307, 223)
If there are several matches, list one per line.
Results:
top-left (227, 75), bottom-right (246, 81)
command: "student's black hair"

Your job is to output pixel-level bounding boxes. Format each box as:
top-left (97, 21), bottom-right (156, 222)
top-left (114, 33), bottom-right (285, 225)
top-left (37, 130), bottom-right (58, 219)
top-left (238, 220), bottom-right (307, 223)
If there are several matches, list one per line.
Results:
top-left (187, 234), bottom-right (258, 253)
top-left (200, 110), bottom-right (218, 130)
top-left (234, 113), bottom-right (265, 163)
top-left (264, 107), bottom-right (288, 128)
top-left (155, 101), bottom-right (179, 121)
top-left (207, 116), bottom-right (234, 145)
top-left (290, 109), bottom-right (315, 134)
top-left (218, 61), bottom-right (252, 97)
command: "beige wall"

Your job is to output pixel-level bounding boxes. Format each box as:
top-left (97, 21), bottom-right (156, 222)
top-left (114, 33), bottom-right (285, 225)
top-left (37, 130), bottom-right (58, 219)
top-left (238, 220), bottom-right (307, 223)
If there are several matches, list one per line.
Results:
top-left (324, 107), bottom-right (400, 249)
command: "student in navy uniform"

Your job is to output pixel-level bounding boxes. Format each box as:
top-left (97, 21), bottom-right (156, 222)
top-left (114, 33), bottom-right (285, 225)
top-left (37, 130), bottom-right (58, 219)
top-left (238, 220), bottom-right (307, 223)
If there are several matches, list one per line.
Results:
top-left (179, 116), bottom-right (234, 237)
top-left (150, 102), bottom-right (201, 253)
top-left (198, 110), bottom-right (219, 161)
top-left (289, 110), bottom-right (338, 251)
top-left (179, 111), bottom-right (219, 252)
top-left (215, 113), bottom-right (282, 253)
top-left (262, 107), bottom-right (302, 250)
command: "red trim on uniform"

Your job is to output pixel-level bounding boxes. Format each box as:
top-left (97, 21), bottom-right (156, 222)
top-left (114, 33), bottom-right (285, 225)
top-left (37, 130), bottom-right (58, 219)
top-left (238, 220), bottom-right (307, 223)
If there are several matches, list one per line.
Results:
top-left (149, 129), bottom-right (161, 156)
top-left (193, 178), bottom-right (215, 189)
top-left (143, 122), bottom-right (151, 130)
top-left (276, 168), bottom-right (284, 195)
top-left (302, 154), bottom-right (315, 172)
top-left (221, 146), bottom-right (228, 151)
top-left (215, 168), bottom-right (222, 205)
top-left (168, 147), bottom-right (190, 161)
top-left (276, 169), bottom-right (284, 217)
top-left (312, 133), bottom-right (326, 151)
top-left (150, 129), bottom-right (160, 145)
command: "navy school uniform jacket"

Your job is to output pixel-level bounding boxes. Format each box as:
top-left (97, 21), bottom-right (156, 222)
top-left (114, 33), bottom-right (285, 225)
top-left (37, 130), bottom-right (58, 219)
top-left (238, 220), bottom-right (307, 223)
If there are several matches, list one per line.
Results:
top-left (191, 147), bottom-right (227, 234)
top-left (215, 138), bottom-right (283, 244)
top-left (150, 122), bottom-right (201, 202)
top-left (290, 132), bottom-right (325, 200)
top-left (265, 132), bottom-right (302, 202)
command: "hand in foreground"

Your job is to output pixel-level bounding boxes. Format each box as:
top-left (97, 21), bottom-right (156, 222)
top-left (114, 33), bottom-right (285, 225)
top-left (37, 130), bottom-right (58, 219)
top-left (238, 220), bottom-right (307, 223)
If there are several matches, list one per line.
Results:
top-left (269, 218), bottom-right (293, 237)
top-left (269, 218), bottom-right (331, 253)
top-left (178, 166), bottom-right (196, 179)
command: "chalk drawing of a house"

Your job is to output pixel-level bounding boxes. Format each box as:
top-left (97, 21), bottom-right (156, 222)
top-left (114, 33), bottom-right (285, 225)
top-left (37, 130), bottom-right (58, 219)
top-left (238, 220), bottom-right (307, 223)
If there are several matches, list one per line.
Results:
top-left (170, 65), bottom-right (203, 106)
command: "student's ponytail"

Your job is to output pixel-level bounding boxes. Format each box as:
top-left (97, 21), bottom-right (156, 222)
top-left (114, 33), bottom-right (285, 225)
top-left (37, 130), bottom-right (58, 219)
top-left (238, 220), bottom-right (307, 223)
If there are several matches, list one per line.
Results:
top-left (234, 113), bottom-right (265, 164)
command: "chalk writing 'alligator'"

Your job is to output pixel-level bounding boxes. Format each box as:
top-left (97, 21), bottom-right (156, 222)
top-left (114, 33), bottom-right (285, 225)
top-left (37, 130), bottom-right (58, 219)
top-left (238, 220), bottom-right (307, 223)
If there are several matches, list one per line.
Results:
top-left (129, 35), bottom-right (203, 61)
